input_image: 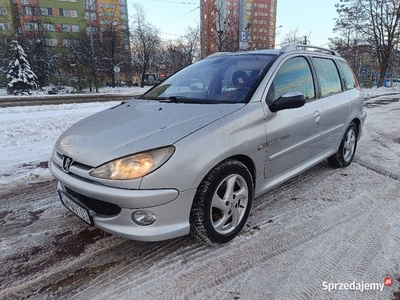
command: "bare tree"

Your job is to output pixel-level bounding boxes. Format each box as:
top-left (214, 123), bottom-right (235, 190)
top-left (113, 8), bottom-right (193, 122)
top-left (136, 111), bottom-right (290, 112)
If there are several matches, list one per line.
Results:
top-left (205, 1), bottom-right (239, 55)
top-left (97, 6), bottom-right (129, 87)
top-left (21, 36), bottom-right (59, 88)
top-left (163, 25), bottom-right (200, 74)
top-left (130, 3), bottom-right (161, 87)
top-left (61, 31), bottom-right (96, 92)
top-left (279, 28), bottom-right (302, 46)
top-left (329, 32), bottom-right (377, 86)
top-left (335, 0), bottom-right (400, 87)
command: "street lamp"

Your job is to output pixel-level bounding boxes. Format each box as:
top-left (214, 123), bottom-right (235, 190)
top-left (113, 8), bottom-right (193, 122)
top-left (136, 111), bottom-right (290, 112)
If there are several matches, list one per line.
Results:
top-left (271, 25), bottom-right (283, 49)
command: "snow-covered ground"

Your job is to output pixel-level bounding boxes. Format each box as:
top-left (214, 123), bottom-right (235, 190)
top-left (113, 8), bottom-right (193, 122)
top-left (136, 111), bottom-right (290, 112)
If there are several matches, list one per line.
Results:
top-left (0, 85), bottom-right (398, 190)
top-left (0, 86), bottom-right (149, 191)
top-left (1, 86), bottom-right (400, 299)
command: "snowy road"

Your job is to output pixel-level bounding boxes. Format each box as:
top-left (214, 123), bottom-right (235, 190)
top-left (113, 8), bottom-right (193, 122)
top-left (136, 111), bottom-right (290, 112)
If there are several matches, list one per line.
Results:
top-left (1, 90), bottom-right (400, 299)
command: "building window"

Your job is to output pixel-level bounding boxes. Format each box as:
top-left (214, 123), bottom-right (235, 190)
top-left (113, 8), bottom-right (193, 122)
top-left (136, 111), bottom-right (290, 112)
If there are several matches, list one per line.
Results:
top-left (21, 0), bottom-right (29, 4)
top-left (100, 12), bottom-right (116, 18)
top-left (59, 8), bottom-right (68, 16)
top-left (63, 39), bottom-right (70, 46)
top-left (61, 24), bottom-right (70, 32)
top-left (22, 6), bottom-right (33, 15)
top-left (0, 8), bottom-right (7, 15)
top-left (44, 23), bottom-right (56, 31)
top-left (45, 38), bottom-right (57, 46)
top-left (86, 26), bottom-right (98, 34)
top-left (85, 12), bottom-right (96, 20)
top-left (99, 3), bottom-right (116, 9)
top-left (70, 10), bottom-right (78, 17)
top-left (84, 0), bottom-right (95, 9)
top-left (41, 7), bottom-right (53, 16)
top-left (0, 23), bottom-right (10, 30)
top-left (24, 22), bottom-right (39, 31)
top-left (71, 25), bottom-right (79, 32)
top-left (100, 20), bottom-right (118, 25)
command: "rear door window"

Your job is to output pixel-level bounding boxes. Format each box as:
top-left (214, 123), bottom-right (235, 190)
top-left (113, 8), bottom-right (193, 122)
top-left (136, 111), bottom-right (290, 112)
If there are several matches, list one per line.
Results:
top-left (312, 57), bottom-right (342, 97)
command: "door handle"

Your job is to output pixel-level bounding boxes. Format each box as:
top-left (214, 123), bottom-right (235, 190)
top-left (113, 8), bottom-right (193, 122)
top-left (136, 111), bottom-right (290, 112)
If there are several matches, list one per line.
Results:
top-left (313, 111), bottom-right (321, 123)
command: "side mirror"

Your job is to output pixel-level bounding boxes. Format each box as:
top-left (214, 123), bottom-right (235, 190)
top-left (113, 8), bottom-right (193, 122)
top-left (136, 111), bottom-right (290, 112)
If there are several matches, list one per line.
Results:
top-left (268, 92), bottom-right (306, 112)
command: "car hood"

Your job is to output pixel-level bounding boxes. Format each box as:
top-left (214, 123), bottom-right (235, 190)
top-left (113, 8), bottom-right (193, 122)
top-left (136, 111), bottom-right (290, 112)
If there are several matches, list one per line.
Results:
top-left (55, 99), bottom-right (243, 167)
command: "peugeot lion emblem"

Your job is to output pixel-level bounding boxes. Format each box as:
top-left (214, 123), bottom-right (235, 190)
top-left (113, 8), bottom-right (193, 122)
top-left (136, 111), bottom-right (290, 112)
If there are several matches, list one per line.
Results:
top-left (62, 156), bottom-right (73, 173)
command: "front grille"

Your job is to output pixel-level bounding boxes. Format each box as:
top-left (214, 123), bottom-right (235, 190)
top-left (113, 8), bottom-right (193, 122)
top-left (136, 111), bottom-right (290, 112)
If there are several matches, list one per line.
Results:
top-left (65, 186), bottom-right (122, 217)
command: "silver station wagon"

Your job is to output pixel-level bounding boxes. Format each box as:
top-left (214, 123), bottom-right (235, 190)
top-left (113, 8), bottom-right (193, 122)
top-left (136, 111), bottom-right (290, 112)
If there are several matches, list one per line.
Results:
top-left (50, 45), bottom-right (367, 245)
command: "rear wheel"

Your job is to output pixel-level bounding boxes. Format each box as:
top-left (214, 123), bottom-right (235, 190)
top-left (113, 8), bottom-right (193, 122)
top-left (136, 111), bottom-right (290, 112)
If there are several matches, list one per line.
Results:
top-left (190, 160), bottom-right (253, 245)
top-left (327, 122), bottom-right (358, 168)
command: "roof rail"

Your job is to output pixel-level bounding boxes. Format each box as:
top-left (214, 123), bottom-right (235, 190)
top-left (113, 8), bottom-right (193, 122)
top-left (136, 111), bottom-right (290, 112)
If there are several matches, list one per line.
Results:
top-left (280, 44), bottom-right (340, 56)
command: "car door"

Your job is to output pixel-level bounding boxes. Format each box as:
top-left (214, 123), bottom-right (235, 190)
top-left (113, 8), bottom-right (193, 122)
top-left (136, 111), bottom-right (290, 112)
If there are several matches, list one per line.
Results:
top-left (312, 57), bottom-right (351, 150)
top-left (263, 56), bottom-right (324, 179)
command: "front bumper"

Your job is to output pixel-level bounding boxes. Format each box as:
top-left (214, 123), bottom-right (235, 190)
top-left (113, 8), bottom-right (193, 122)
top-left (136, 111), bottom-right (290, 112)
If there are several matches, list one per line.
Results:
top-left (50, 158), bottom-right (195, 242)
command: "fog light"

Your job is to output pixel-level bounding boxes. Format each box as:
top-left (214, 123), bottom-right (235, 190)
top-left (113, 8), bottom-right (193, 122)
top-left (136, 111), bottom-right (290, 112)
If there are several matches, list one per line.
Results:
top-left (131, 210), bottom-right (157, 226)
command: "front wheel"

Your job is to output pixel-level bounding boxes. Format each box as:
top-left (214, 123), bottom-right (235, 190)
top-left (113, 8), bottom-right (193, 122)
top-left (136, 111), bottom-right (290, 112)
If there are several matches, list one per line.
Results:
top-left (190, 160), bottom-right (253, 245)
top-left (327, 122), bottom-right (358, 168)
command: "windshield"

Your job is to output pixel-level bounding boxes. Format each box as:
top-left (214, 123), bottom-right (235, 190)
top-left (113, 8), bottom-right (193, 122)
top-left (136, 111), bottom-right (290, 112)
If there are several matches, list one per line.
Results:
top-left (143, 53), bottom-right (275, 103)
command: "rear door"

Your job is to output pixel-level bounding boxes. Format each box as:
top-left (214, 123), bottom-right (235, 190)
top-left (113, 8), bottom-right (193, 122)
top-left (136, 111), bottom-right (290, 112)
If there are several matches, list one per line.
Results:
top-left (312, 57), bottom-right (351, 150)
top-left (263, 56), bottom-right (324, 179)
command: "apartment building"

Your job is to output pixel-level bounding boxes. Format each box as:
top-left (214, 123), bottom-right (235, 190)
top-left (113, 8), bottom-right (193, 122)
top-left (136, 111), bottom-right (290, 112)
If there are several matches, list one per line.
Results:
top-left (200, 0), bottom-right (277, 57)
top-left (0, 0), bottom-right (130, 84)
top-left (0, 0), bottom-right (129, 51)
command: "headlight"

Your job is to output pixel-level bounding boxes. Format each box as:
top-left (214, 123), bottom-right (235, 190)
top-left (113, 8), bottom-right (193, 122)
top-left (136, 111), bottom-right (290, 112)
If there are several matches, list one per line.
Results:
top-left (89, 146), bottom-right (175, 180)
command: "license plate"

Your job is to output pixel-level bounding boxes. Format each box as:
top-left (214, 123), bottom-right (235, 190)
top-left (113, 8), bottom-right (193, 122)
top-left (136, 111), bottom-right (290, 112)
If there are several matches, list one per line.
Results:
top-left (59, 191), bottom-right (93, 226)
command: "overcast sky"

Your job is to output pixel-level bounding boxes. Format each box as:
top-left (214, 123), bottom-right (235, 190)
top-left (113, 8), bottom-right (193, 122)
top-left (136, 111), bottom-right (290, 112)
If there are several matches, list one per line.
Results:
top-left (127, 0), bottom-right (339, 47)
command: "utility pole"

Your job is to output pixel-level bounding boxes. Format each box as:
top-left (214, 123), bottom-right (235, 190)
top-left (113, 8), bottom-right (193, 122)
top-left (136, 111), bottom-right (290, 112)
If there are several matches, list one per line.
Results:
top-left (88, 0), bottom-right (99, 92)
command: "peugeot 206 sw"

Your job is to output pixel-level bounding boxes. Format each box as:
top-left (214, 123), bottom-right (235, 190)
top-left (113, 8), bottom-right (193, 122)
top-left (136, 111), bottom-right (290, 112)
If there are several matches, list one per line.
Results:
top-left (49, 44), bottom-right (367, 245)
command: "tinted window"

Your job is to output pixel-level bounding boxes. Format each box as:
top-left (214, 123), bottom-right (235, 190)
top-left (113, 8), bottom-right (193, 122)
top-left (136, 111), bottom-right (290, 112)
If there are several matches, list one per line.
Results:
top-left (268, 56), bottom-right (315, 102)
top-left (313, 58), bottom-right (342, 97)
top-left (337, 60), bottom-right (357, 90)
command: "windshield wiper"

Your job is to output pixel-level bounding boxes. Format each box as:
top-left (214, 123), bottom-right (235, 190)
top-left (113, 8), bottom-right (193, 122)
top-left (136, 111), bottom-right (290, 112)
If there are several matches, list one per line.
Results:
top-left (156, 96), bottom-right (207, 104)
top-left (157, 96), bottom-right (188, 102)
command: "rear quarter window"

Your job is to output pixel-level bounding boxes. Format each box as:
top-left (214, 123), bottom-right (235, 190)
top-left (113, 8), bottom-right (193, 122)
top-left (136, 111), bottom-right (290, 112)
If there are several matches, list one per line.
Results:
top-left (337, 60), bottom-right (358, 90)
top-left (312, 57), bottom-right (342, 97)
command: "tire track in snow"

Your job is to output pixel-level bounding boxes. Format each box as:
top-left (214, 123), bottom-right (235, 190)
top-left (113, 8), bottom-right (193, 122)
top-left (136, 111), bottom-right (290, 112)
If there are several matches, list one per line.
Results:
top-left (62, 163), bottom-right (332, 299)
top-left (354, 157), bottom-right (400, 181)
top-left (91, 199), bottom-right (368, 300)
top-left (290, 189), bottom-right (398, 300)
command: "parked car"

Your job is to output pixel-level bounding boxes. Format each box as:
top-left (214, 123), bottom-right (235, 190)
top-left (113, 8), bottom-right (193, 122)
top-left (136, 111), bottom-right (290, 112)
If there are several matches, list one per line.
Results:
top-left (385, 78), bottom-right (400, 87)
top-left (49, 45), bottom-right (367, 245)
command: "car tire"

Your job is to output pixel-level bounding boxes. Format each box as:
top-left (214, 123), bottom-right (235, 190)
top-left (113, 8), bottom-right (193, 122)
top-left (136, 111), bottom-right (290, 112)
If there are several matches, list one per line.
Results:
top-left (327, 122), bottom-right (358, 168)
top-left (190, 160), bottom-right (253, 245)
